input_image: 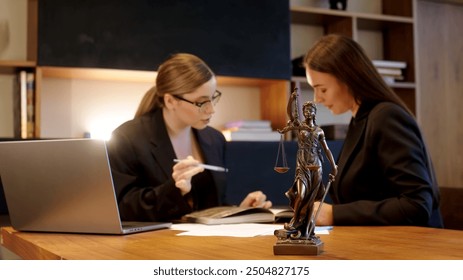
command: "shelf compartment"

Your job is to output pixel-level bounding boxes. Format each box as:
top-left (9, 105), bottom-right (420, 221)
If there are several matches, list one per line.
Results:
top-left (291, 6), bottom-right (353, 37)
top-left (356, 16), bottom-right (413, 31)
top-left (39, 66), bottom-right (290, 131)
top-left (291, 5), bottom-right (413, 24)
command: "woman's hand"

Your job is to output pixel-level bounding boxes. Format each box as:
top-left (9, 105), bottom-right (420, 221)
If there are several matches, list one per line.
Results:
top-left (313, 201), bottom-right (333, 225)
top-left (240, 191), bottom-right (273, 208)
top-left (172, 155), bottom-right (204, 195)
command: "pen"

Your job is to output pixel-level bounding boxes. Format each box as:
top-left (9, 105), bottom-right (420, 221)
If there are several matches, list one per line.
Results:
top-left (173, 159), bottom-right (229, 172)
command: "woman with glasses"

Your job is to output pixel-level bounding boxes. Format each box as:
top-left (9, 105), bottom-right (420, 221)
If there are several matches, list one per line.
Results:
top-left (107, 53), bottom-right (272, 222)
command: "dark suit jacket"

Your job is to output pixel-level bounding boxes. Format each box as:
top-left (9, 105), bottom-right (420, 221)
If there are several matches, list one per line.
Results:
top-left (331, 102), bottom-right (443, 227)
top-left (107, 108), bottom-right (227, 222)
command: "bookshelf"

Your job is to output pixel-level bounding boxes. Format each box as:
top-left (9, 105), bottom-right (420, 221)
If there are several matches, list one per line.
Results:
top-left (0, 0), bottom-right (39, 138)
top-left (290, 0), bottom-right (416, 114)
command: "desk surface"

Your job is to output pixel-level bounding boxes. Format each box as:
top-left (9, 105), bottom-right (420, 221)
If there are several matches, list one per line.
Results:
top-left (2, 225), bottom-right (463, 260)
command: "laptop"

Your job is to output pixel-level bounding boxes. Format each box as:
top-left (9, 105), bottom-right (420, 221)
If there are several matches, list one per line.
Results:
top-left (0, 138), bottom-right (171, 234)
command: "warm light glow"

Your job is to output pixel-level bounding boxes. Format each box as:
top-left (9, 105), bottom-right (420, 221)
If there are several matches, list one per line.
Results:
top-left (221, 129), bottom-right (232, 141)
top-left (87, 116), bottom-right (130, 140)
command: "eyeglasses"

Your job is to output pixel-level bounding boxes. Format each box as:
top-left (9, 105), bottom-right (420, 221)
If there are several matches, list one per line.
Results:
top-left (172, 90), bottom-right (222, 113)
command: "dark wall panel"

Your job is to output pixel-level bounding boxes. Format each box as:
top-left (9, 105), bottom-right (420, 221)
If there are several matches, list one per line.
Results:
top-left (38, 0), bottom-right (291, 79)
top-left (225, 140), bottom-right (343, 206)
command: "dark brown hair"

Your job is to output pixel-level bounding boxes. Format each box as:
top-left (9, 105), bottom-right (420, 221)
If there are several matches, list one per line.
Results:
top-left (304, 34), bottom-right (411, 115)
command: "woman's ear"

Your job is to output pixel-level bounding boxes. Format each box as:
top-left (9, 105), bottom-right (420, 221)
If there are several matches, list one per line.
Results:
top-left (164, 93), bottom-right (176, 109)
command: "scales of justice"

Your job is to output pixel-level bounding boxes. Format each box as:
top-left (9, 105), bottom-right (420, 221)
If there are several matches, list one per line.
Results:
top-left (273, 88), bottom-right (338, 255)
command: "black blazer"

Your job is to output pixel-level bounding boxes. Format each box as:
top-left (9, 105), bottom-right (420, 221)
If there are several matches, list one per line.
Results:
top-left (107, 109), bottom-right (227, 222)
top-left (331, 102), bottom-right (443, 227)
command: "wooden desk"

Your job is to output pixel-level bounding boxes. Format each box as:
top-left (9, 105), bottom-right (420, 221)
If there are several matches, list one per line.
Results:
top-left (2, 226), bottom-right (463, 260)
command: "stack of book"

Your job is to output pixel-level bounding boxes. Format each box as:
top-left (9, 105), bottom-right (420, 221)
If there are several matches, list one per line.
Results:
top-left (222, 120), bottom-right (280, 141)
top-left (372, 60), bottom-right (407, 85)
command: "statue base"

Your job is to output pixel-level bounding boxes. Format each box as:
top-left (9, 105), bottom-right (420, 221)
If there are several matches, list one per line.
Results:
top-left (273, 230), bottom-right (324, 255)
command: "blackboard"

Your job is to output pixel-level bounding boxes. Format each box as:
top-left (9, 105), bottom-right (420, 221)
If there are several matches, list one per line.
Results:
top-left (38, 0), bottom-right (291, 80)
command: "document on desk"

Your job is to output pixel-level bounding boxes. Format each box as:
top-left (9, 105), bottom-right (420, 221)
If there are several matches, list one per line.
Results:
top-left (171, 223), bottom-right (332, 237)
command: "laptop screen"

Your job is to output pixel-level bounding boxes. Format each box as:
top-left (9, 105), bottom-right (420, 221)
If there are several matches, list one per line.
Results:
top-left (0, 139), bottom-right (170, 234)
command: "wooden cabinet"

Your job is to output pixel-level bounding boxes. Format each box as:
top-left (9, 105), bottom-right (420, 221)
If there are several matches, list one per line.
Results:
top-left (415, 0), bottom-right (463, 188)
top-left (290, 0), bottom-right (416, 114)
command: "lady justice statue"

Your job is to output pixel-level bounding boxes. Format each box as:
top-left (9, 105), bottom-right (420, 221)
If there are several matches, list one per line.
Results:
top-left (274, 88), bottom-right (337, 255)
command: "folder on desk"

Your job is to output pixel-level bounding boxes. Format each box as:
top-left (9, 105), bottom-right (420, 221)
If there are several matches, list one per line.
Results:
top-left (0, 139), bottom-right (171, 235)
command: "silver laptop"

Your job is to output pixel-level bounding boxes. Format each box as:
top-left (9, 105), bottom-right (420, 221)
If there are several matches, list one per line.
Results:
top-left (0, 138), bottom-right (171, 234)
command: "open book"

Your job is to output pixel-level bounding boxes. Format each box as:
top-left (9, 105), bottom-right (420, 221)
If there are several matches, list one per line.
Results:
top-left (182, 206), bottom-right (293, 225)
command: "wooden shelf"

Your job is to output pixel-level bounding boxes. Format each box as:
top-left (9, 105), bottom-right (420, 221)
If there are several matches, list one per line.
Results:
top-left (289, 0), bottom-right (416, 113)
top-left (0, 60), bottom-right (36, 67)
top-left (291, 6), bottom-right (414, 23)
top-left (40, 67), bottom-right (156, 83)
top-left (40, 66), bottom-right (287, 87)
top-left (0, 61), bottom-right (36, 74)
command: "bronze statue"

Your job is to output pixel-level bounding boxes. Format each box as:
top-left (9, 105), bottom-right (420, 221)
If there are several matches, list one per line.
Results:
top-left (274, 88), bottom-right (337, 255)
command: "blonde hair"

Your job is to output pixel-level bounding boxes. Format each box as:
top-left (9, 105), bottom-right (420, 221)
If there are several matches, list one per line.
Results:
top-left (135, 53), bottom-right (215, 118)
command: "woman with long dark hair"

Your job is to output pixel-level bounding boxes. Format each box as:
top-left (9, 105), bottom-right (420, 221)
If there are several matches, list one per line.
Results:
top-left (304, 34), bottom-right (442, 227)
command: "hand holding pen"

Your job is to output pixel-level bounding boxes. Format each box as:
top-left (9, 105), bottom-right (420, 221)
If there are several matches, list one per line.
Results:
top-left (172, 156), bottom-right (203, 195)
top-left (173, 159), bottom-right (228, 172)
top-left (172, 156), bottom-right (228, 196)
